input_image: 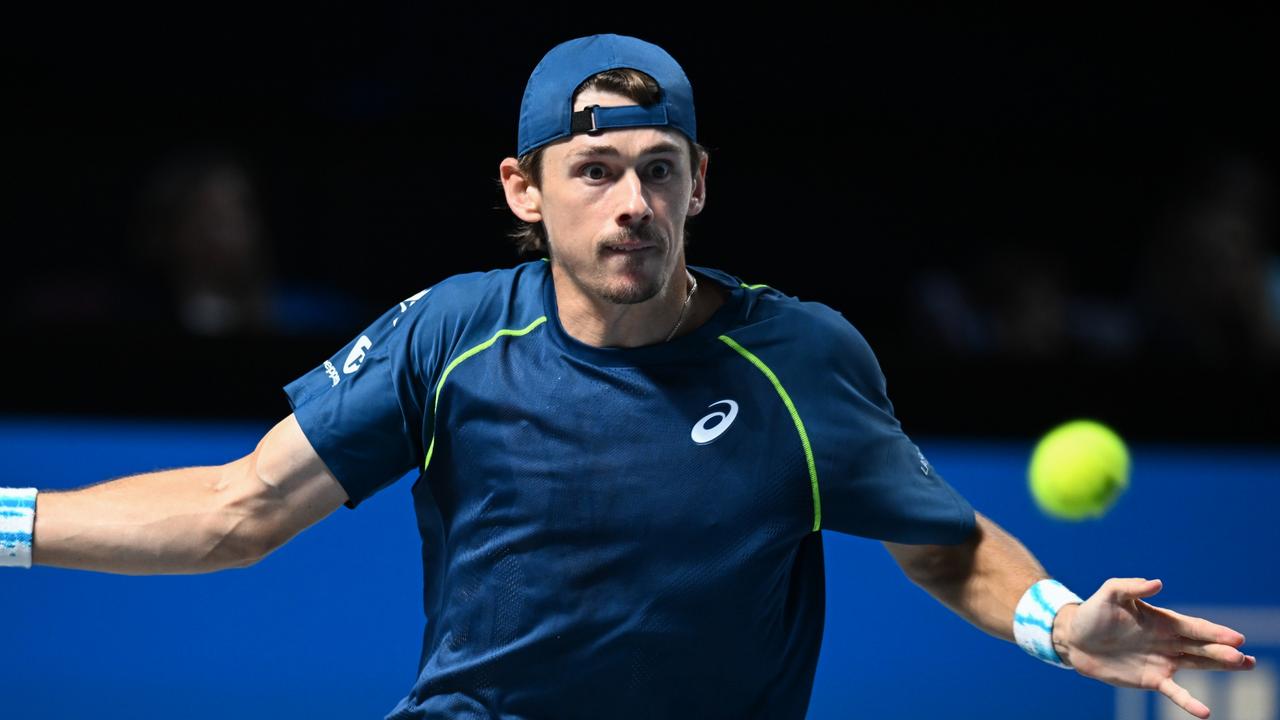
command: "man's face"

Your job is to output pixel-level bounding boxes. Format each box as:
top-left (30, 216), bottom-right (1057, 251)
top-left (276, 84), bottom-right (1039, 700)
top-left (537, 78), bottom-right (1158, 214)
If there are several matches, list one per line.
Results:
top-left (533, 89), bottom-right (705, 306)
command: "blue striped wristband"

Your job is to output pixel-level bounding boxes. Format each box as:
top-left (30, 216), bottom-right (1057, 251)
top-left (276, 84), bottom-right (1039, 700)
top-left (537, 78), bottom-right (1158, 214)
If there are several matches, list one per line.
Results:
top-left (0, 488), bottom-right (38, 569)
top-left (1013, 578), bottom-right (1083, 668)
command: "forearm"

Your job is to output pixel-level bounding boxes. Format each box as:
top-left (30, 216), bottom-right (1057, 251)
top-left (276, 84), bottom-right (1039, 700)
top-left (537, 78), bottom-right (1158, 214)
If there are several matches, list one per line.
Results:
top-left (899, 512), bottom-right (1052, 643)
top-left (32, 456), bottom-right (276, 575)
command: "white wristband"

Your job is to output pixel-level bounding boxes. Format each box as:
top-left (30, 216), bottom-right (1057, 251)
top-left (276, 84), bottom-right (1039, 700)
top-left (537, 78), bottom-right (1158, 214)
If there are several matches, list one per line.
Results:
top-left (1014, 578), bottom-right (1083, 668)
top-left (0, 488), bottom-right (39, 569)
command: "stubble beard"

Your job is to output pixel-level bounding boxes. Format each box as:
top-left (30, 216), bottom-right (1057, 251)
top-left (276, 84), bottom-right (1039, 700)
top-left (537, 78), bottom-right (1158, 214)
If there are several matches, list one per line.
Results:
top-left (585, 225), bottom-right (673, 305)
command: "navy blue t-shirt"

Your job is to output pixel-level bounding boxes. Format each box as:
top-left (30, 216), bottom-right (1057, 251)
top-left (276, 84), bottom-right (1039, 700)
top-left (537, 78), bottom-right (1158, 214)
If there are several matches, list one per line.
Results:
top-left (284, 260), bottom-right (976, 719)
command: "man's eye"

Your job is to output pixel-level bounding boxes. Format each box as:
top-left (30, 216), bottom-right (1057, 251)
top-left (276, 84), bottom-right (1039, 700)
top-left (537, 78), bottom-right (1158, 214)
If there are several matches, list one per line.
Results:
top-left (649, 162), bottom-right (672, 180)
top-left (583, 164), bottom-right (608, 180)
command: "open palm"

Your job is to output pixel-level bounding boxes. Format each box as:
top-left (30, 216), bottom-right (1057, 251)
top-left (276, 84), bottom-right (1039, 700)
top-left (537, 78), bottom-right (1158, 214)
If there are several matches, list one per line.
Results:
top-left (1065, 577), bottom-right (1257, 719)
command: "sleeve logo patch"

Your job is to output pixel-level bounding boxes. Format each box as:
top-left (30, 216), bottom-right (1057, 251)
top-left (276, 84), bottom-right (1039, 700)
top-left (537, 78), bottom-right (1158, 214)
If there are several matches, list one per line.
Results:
top-left (343, 335), bottom-right (373, 375)
top-left (392, 288), bottom-right (430, 328)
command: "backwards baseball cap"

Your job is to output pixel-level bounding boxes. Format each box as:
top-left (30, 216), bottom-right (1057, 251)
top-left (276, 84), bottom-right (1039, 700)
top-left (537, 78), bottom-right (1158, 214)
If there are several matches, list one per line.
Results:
top-left (516, 34), bottom-right (697, 158)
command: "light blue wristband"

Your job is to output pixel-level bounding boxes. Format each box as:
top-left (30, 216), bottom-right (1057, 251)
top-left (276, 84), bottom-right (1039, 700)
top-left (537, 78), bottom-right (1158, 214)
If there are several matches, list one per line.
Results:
top-left (0, 488), bottom-right (39, 569)
top-left (1013, 578), bottom-right (1083, 668)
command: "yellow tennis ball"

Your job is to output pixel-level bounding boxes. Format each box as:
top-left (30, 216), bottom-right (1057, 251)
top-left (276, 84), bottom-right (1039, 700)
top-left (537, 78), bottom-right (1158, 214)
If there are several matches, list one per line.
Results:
top-left (1028, 420), bottom-right (1130, 520)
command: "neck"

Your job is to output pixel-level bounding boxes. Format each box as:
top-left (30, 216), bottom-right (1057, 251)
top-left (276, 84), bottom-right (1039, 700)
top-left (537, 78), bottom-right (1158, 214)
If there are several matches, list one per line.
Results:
top-left (552, 264), bottom-right (711, 348)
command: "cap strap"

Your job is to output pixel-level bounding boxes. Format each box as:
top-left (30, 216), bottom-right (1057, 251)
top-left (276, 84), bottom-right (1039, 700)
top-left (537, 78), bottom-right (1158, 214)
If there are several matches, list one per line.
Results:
top-left (570, 104), bottom-right (671, 135)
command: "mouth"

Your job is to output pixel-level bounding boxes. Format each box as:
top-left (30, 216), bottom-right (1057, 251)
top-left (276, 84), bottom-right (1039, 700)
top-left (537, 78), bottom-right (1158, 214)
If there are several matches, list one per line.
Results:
top-left (602, 241), bottom-right (659, 255)
top-left (600, 226), bottom-right (665, 259)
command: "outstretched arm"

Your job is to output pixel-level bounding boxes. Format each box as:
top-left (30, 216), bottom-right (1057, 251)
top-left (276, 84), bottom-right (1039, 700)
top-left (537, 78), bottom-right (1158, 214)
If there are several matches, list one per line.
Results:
top-left (32, 414), bottom-right (348, 575)
top-left (884, 511), bottom-right (1256, 719)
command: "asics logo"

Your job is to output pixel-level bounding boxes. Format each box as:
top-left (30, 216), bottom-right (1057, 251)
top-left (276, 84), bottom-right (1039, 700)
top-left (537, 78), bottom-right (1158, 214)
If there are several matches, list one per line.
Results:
top-left (691, 400), bottom-right (739, 445)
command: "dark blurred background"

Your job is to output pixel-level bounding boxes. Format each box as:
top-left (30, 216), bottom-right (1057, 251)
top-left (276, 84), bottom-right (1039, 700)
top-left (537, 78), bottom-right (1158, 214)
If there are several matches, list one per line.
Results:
top-left (4, 6), bottom-right (1277, 442)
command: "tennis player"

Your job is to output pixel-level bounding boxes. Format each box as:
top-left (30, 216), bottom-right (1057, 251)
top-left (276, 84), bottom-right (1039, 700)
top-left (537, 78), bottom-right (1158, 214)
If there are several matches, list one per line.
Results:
top-left (2, 33), bottom-right (1255, 719)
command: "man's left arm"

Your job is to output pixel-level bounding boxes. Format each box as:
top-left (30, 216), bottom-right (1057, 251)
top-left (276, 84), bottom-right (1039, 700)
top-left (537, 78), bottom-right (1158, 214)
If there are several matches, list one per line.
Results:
top-left (883, 511), bottom-right (1257, 719)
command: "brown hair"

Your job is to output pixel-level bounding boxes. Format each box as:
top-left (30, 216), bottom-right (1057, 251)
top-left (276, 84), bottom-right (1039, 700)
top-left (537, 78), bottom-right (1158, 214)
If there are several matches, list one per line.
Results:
top-left (505, 68), bottom-right (708, 256)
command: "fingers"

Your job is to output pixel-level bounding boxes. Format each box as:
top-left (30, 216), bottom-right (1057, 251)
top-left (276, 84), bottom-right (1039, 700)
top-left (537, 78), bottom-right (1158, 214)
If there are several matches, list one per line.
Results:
top-left (1175, 637), bottom-right (1254, 668)
top-left (1158, 676), bottom-right (1211, 719)
top-left (1178, 653), bottom-right (1258, 672)
top-left (1105, 577), bottom-right (1163, 602)
top-left (1139, 600), bottom-right (1248, 647)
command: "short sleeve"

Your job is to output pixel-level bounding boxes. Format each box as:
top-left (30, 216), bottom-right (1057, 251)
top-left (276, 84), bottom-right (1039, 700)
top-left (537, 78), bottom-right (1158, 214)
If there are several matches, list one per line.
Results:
top-left (802, 306), bottom-right (976, 544)
top-left (283, 287), bottom-right (437, 509)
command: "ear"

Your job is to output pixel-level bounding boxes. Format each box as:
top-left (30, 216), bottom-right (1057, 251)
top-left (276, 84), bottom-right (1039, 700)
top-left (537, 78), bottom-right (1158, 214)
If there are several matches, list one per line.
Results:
top-left (500, 157), bottom-right (543, 223)
top-left (687, 151), bottom-right (708, 217)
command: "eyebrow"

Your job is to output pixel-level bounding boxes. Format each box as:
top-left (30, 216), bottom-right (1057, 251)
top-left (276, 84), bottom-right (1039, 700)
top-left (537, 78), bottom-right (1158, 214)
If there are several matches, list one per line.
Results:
top-left (566, 142), bottom-right (683, 161)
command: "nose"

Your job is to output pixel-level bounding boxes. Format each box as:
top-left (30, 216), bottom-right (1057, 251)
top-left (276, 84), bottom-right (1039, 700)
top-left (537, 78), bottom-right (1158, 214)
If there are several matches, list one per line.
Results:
top-left (614, 168), bottom-right (653, 228)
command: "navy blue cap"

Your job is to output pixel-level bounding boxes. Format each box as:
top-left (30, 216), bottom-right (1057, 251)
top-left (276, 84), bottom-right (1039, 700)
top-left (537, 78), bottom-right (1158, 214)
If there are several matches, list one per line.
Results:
top-left (516, 34), bottom-right (697, 158)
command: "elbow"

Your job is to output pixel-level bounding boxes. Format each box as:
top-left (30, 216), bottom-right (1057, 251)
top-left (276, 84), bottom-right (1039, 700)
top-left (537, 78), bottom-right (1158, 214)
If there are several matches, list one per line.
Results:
top-left (205, 459), bottom-right (292, 570)
top-left (202, 513), bottom-right (282, 571)
top-left (890, 525), bottom-right (983, 588)
top-left (902, 547), bottom-right (974, 589)
top-left (222, 528), bottom-right (283, 569)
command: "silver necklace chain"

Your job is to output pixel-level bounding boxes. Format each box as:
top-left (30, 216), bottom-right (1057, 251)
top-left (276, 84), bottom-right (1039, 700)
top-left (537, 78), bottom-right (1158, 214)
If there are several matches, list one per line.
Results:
top-left (664, 269), bottom-right (698, 342)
